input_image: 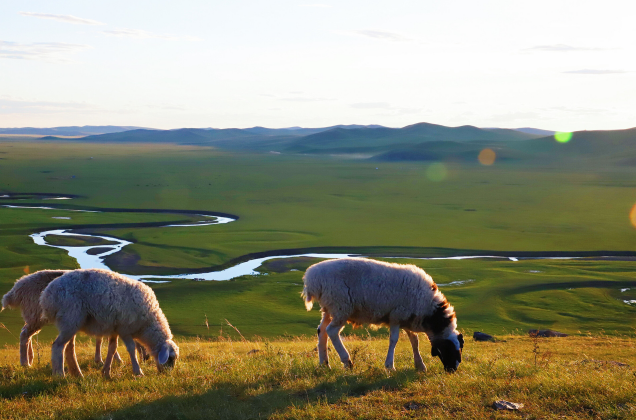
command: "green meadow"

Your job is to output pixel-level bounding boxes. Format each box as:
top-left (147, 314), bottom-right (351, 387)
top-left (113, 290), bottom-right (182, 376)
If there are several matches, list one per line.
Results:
top-left (0, 140), bottom-right (635, 344)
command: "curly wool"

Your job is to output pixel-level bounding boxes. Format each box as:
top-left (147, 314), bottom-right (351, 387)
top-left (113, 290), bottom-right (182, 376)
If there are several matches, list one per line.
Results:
top-left (302, 258), bottom-right (457, 339)
top-left (40, 269), bottom-right (177, 359)
top-left (2, 270), bottom-right (69, 324)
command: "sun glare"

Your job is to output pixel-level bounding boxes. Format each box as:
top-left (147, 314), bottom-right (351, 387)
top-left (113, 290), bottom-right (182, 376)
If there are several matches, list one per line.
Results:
top-left (554, 132), bottom-right (573, 143)
top-left (478, 148), bottom-right (496, 166)
top-left (426, 162), bottom-right (447, 181)
top-left (630, 204), bottom-right (636, 228)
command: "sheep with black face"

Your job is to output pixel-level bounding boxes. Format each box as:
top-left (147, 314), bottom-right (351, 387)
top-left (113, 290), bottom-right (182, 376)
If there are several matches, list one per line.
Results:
top-left (302, 258), bottom-right (464, 372)
top-left (40, 269), bottom-right (179, 378)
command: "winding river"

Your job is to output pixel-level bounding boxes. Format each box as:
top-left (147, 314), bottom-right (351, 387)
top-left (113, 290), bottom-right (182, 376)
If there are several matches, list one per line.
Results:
top-left (2, 196), bottom-right (621, 285)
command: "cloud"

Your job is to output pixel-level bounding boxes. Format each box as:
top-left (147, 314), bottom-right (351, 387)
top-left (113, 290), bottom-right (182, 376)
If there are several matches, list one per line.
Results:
top-left (351, 102), bottom-right (392, 109)
top-left (484, 111), bottom-right (541, 122)
top-left (19, 11), bottom-right (104, 25)
top-left (102, 28), bottom-right (200, 41)
top-left (563, 69), bottom-right (627, 75)
top-left (0, 98), bottom-right (97, 114)
top-left (524, 44), bottom-right (608, 52)
top-left (0, 40), bottom-right (90, 61)
top-left (350, 102), bottom-right (420, 115)
top-left (279, 96), bottom-right (334, 102)
top-left (350, 30), bottom-right (411, 42)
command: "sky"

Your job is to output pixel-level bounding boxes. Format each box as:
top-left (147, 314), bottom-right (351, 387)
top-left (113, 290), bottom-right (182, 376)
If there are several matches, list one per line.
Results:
top-left (1, 0), bottom-right (635, 131)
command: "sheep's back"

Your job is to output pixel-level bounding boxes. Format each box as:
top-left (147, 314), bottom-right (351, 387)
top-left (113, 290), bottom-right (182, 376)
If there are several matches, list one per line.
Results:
top-left (304, 258), bottom-right (437, 321)
top-left (41, 269), bottom-right (161, 328)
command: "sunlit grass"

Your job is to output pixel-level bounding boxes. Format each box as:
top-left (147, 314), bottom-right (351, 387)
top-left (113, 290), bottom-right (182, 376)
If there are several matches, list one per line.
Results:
top-left (0, 335), bottom-right (634, 419)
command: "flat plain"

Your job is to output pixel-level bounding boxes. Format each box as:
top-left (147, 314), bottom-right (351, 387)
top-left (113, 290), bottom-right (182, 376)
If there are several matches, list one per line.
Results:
top-left (1, 140), bottom-right (635, 342)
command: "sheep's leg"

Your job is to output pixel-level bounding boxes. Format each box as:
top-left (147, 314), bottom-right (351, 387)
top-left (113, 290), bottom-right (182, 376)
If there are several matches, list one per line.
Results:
top-left (406, 331), bottom-right (427, 372)
top-left (26, 338), bottom-right (33, 366)
top-left (51, 330), bottom-right (75, 376)
top-left (102, 336), bottom-right (118, 379)
top-left (122, 336), bottom-right (144, 376)
top-left (317, 311), bottom-right (331, 366)
top-left (114, 349), bottom-right (123, 364)
top-left (19, 324), bottom-right (39, 367)
top-left (326, 319), bottom-right (352, 369)
top-left (384, 325), bottom-right (400, 370)
top-left (64, 334), bottom-right (83, 377)
top-left (95, 337), bottom-right (103, 364)
top-left (27, 334), bottom-right (35, 366)
top-left (136, 342), bottom-right (149, 362)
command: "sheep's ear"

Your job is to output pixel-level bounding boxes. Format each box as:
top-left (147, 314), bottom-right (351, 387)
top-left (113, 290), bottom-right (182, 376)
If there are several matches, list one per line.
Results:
top-left (458, 333), bottom-right (464, 349)
top-left (431, 346), bottom-right (439, 357)
top-left (158, 344), bottom-right (170, 365)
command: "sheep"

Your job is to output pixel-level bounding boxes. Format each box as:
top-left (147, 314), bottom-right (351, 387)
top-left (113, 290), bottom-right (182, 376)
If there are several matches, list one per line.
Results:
top-left (1, 270), bottom-right (124, 366)
top-left (40, 268), bottom-right (179, 378)
top-left (302, 258), bottom-right (464, 373)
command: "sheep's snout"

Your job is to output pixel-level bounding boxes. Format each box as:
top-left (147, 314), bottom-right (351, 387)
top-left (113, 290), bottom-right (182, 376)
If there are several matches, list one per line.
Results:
top-left (156, 340), bottom-right (179, 372)
top-left (431, 338), bottom-right (462, 373)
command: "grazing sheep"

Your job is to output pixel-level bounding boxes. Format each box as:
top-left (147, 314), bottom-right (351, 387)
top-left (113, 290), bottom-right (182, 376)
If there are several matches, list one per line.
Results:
top-left (302, 258), bottom-right (464, 372)
top-left (40, 268), bottom-right (178, 378)
top-left (1, 270), bottom-right (123, 366)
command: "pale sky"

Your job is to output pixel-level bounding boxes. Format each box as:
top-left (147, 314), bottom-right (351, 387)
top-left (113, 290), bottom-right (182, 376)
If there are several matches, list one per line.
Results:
top-left (1, 0), bottom-right (634, 131)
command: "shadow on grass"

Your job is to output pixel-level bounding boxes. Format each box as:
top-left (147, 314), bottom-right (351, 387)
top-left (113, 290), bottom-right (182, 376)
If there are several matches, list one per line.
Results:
top-left (102, 370), bottom-right (424, 420)
top-left (0, 367), bottom-right (65, 399)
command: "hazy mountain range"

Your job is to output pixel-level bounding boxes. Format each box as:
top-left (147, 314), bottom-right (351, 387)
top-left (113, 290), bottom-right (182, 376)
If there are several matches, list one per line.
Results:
top-left (0, 125), bottom-right (145, 137)
top-left (2, 123), bottom-right (634, 166)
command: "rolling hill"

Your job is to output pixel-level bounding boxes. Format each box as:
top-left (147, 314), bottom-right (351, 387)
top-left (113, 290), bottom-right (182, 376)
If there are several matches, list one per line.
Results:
top-left (285, 122), bottom-right (541, 154)
top-left (0, 125), bottom-right (144, 136)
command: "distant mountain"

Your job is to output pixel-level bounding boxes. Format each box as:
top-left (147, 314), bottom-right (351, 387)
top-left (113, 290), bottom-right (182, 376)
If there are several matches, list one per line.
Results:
top-left (482, 127), bottom-right (556, 136)
top-left (511, 127), bottom-right (636, 158)
top-left (233, 125), bottom-right (387, 137)
top-left (0, 125), bottom-right (145, 136)
top-left (78, 128), bottom-right (256, 144)
top-left (15, 123), bottom-right (634, 168)
top-left (285, 122), bottom-right (542, 154)
top-left (373, 127), bottom-right (636, 166)
top-left (514, 127), bottom-right (556, 136)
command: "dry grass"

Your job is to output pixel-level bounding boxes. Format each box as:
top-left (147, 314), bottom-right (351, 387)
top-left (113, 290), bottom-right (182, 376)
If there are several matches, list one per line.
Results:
top-left (0, 335), bottom-right (634, 419)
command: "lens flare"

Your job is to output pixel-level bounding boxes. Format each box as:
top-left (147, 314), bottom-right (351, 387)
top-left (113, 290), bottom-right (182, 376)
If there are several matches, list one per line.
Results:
top-left (478, 148), bottom-right (496, 166)
top-left (630, 203), bottom-right (636, 228)
top-left (426, 162), bottom-right (447, 181)
top-left (554, 132), bottom-right (573, 143)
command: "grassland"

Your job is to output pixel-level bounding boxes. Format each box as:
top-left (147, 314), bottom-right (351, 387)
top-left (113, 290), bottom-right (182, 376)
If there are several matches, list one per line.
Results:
top-left (0, 336), bottom-right (634, 419)
top-left (1, 140), bottom-right (636, 344)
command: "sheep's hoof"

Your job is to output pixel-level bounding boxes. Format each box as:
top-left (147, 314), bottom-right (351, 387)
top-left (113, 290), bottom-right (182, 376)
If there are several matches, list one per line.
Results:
top-left (415, 363), bottom-right (427, 372)
top-left (343, 360), bottom-right (353, 369)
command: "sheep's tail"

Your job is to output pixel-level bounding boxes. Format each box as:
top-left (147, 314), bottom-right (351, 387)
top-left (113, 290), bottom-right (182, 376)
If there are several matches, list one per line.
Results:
top-left (301, 286), bottom-right (314, 311)
top-left (1, 289), bottom-right (18, 311)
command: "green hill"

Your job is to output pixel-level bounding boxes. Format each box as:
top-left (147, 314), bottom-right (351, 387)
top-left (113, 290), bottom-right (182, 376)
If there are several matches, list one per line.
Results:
top-left (285, 123), bottom-right (541, 154)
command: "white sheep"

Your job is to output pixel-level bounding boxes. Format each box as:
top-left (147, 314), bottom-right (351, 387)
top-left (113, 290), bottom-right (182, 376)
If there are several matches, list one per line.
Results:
top-left (40, 268), bottom-right (179, 378)
top-left (302, 258), bottom-right (464, 372)
top-left (1, 270), bottom-right (123, 366)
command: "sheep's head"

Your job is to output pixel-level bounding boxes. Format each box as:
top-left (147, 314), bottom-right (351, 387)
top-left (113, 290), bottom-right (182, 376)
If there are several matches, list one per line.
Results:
top-left (156, 339), bottom-right (179, 372)
top-left (430, 332), bottom-right (464, 373)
